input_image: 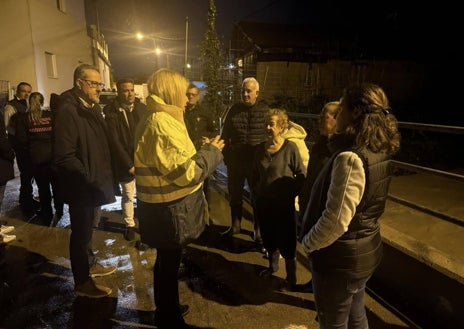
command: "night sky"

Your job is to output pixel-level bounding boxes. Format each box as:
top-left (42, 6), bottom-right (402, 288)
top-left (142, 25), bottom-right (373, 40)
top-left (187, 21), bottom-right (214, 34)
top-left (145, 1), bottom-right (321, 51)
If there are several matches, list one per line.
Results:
top-left (94, 0), bottom-right (339, 78)
top-left (95, 1), bottom-right (250, 78)
top-left (91, 0), bottom-right (461, 125)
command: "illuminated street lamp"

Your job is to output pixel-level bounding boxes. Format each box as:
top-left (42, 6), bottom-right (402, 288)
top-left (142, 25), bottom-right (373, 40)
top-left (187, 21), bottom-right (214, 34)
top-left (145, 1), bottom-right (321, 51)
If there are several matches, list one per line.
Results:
top-left (136, 27), bottom-right (187, 72)
top-left (136, 32), bottom-right (161, 55)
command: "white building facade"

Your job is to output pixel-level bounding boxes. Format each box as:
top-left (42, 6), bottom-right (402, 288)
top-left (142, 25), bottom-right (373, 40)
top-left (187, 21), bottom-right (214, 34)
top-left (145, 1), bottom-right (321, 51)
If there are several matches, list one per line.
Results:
top-left (0, 0), bottom-right (111, 107)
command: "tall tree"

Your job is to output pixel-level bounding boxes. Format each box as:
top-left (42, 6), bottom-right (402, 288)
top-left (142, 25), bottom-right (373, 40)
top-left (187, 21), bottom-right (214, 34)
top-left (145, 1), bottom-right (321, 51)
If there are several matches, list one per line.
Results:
top-left (200, 0), bottom-right (224, 122)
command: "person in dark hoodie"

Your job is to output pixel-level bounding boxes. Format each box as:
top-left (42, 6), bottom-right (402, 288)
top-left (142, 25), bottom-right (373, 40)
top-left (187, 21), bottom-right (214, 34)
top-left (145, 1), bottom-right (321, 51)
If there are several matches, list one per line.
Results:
top-left (51, 63), bottom-right (117, 298)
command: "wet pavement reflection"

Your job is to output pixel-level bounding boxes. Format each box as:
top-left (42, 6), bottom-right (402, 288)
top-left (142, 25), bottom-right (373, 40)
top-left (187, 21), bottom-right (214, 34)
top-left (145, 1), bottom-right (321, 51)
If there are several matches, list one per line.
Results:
top-left (0, 167), bottom-right (412, 329)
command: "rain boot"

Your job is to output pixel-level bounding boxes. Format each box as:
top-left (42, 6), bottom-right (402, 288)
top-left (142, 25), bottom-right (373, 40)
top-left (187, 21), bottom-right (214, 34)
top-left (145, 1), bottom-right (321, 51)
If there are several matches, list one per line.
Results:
top-left (259, 250), bottom-right (280, 278)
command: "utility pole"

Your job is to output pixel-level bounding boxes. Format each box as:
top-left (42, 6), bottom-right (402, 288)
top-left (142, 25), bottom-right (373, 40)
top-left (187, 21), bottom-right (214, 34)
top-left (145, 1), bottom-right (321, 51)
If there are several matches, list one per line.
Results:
top-left (184, 16), bottom-right (189, 76)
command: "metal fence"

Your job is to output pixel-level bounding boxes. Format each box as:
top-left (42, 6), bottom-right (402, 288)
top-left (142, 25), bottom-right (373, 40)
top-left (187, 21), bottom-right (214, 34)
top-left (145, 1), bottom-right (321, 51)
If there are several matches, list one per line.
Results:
top-left (287, 112), bottom-right (464, 227)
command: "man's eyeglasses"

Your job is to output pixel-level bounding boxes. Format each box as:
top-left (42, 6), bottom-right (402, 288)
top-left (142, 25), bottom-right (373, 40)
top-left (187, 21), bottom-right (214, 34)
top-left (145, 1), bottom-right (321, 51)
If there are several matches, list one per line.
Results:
top-left (186, 93), bottom-right (198, 97)
top-left (81, 79), bottom-right (105, 89)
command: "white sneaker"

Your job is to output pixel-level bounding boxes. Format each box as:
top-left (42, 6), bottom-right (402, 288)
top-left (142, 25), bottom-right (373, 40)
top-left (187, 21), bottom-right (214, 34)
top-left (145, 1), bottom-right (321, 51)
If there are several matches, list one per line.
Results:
top-left (0, 225), bottom-right (15, 234)
top-left (0, 232), bottom-right (16, 244)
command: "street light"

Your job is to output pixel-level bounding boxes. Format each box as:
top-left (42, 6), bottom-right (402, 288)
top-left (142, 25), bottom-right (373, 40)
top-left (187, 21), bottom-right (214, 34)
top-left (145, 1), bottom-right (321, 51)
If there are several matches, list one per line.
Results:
top-left (136, 32), bottom-right (161, 54)
top-left (136, 32), bottom-right (165, 68)
top-left (136, 26), bottom-right (187, 73)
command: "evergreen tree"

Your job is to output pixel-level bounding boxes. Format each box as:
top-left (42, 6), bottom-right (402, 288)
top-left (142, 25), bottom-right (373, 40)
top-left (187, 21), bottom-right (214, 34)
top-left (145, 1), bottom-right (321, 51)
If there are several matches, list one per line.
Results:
top-left (200, 0), bottom-right (224, 122)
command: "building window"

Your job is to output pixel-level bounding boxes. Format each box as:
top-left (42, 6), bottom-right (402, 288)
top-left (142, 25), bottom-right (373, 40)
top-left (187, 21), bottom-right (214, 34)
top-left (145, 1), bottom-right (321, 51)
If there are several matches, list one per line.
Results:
top-left (56, 0), bottom-right (66, 13)
top-left (45, 52), bottom-right (58, 78)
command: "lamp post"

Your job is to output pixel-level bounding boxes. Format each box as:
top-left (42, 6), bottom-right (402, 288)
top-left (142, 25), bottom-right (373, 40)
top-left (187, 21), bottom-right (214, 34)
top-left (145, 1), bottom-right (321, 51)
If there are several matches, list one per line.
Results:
top-left (136, 32), bottom-right (162, 69)
top-left (137, 27), bottom-right (186, 72)
top-left (184, 16), bottom-right (189, 77)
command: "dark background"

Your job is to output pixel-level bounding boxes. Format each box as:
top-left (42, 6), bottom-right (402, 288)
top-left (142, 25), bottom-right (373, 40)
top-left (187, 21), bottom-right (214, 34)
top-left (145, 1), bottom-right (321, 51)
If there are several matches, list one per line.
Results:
top-left (91, 0), bottom-right (461, 126)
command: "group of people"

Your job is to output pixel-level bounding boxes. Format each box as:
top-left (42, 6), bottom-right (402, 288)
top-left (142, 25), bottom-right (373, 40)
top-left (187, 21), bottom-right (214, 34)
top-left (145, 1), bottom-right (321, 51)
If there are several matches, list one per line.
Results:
top-left (220, 77), bottom-right (401, 329)
top-left (1, 82), bottom-right (56, 243)
top-left (1, 62), bottom-right (401, 329)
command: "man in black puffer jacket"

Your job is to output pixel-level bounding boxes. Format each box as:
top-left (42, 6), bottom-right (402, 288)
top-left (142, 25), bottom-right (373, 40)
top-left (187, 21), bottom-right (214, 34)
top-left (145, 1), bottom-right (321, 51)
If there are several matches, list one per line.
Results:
top-left (220, 77), bottom-right (268, 246)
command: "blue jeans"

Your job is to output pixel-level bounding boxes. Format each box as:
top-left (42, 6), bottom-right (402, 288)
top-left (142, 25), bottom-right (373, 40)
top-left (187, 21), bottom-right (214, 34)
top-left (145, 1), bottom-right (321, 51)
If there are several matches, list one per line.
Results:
top-left (311, 269), bottom-right (371, 329)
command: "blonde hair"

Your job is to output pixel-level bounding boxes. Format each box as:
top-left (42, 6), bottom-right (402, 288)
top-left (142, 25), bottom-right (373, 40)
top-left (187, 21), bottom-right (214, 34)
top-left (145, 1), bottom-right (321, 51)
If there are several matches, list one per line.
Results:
top-left (147, 68), bottom-right (188, 108)
top-left (321, 101), bottom-right (340, 117)
top-left (28, 92), bottom-right (45, 125)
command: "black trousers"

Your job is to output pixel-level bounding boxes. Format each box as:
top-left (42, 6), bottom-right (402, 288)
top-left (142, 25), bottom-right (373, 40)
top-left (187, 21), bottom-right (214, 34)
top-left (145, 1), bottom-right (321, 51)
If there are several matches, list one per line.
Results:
top-left (226, 160), bottom-right (253, 219)
top-left (254, 196), bottom-right (297, 259)
top-left (153, 248), bottom-right (184, 324)
top-left (137, 200), bottom-right (185, 325)
top-left (69, 205), bottom-right (96, 285)
top-left (33, 164), bottom-right (53, 217)
top-left (14, 149), bottom-right (34, 204)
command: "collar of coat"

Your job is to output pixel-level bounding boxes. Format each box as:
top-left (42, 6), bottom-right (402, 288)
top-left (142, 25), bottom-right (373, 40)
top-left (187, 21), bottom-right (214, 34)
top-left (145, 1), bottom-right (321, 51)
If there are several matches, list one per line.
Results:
top-left (147, 94), bottom-right (185, 124)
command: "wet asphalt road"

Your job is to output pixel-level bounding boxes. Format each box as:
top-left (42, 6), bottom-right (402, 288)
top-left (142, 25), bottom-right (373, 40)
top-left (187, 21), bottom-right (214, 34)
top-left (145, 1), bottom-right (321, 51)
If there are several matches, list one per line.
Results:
top-left (0, 163), bottom-right (413, 329)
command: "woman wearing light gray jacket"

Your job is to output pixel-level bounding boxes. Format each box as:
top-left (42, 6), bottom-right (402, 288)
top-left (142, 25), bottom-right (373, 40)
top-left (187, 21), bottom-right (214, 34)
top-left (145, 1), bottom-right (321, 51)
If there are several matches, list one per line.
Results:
top-left (299, 83), bottom-right (400, 329)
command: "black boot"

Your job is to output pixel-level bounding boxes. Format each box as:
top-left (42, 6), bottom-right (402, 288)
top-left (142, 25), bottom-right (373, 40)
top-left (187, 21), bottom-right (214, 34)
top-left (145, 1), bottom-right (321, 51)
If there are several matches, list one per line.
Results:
top-left (294, 279), bottom-right (313, 293)
top-left (259, 250), bottom-right (280, 278)
top-left (221, 216), bottom-right (241, 237)
top-left (253, 223), bottom-right (266, 253)
top-left (281, 258), bottom-right (297, 292)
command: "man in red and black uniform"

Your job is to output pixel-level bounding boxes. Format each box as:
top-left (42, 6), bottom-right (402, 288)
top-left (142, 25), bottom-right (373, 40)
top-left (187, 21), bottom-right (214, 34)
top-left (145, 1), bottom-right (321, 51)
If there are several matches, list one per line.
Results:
top-left (3, 82), bottom-right (38, 215)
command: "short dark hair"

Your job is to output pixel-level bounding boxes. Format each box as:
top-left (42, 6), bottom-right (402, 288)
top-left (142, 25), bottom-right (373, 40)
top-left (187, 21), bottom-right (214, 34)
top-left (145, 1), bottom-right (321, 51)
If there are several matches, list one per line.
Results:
top-left (16, 82), bottom-right (32, 92)
top-left (188, 83), bottom-right (198, 90)
top-left (116, 78), bottom-right (134, 91)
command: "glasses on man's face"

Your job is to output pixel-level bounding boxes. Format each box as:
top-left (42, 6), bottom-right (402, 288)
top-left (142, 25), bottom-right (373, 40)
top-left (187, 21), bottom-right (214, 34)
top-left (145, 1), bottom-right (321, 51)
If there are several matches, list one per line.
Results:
top-left (186, 93), bottom-right (198, 97)
top-left (81, 79), bottom-right (105, 89)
